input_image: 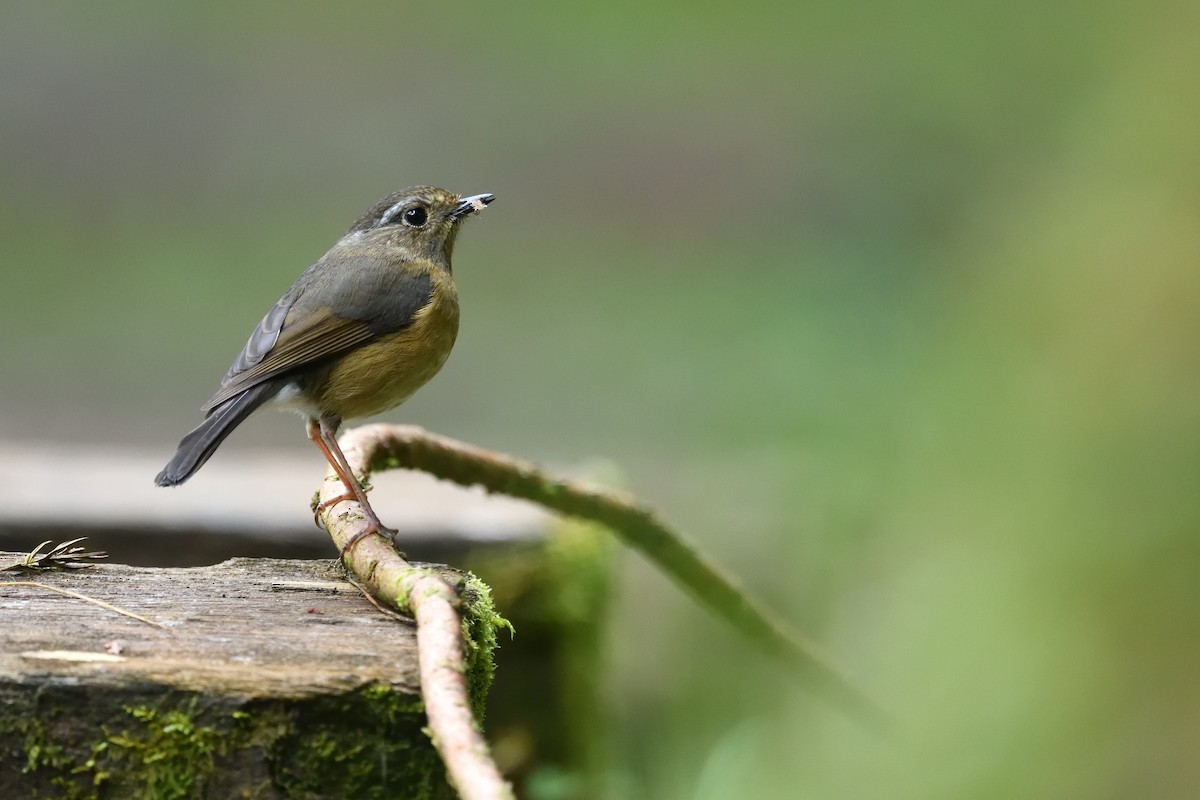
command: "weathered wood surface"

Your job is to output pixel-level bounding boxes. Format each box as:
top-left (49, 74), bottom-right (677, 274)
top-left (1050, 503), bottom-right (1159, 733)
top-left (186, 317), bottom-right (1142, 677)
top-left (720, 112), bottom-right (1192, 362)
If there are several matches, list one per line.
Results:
top-left (0, 555), bottom-right (456, 798)
top-left (0, 556), bottom-right (419, 697)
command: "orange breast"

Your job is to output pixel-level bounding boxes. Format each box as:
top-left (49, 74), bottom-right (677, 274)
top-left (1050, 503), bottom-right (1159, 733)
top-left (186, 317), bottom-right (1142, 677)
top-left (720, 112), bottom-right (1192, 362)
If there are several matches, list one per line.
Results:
top-left (312, 277), bottom-right (460, 420)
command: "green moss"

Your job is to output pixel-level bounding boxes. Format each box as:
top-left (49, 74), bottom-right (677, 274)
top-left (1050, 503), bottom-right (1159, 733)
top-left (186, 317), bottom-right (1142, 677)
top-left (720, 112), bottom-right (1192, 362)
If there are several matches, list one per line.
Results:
top-left (1, 684), bottom-right (455, 799)
top-left (270, 684), bottom-right (447, 800)
top-left (379, 565), bottom-right (512, 723)
top-left (1, 705), bottom-right (72, 799)
top-left (541, 516), bottom-right (616, 628)
top-left (19, 720), bottom-right (72, 776)
top-left (98, 699), bottom-right (229, 800)
top-left (0, 696), bottom-right (246, 800)
top-left (6, 711), bottom-right (74, 798)
top-left (539, 516), bottom-right (616, 785)
top-left (460, 572), bottom-right (515, 722)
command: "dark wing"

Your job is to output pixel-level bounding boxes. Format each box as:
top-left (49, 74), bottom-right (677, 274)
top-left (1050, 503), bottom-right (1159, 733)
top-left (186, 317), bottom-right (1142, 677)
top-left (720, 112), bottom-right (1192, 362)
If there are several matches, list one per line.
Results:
top-left (217, 297), bottom-right (291, 387)
top-left (202, 249), bottom-right (434, 412)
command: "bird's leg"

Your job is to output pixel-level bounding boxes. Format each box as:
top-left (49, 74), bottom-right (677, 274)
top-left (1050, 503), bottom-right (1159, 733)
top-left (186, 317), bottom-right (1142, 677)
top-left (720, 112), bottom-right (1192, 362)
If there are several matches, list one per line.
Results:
top-left (307, 419), bottom-right (397, 559)
top-left (307, 419), bottom-right (358, 524)
top-left (307, 419), bottom-right (377, 520)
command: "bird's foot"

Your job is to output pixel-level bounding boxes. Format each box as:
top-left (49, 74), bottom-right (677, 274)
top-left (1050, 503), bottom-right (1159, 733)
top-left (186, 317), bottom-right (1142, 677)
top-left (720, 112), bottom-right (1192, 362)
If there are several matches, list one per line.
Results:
top-left (311, 482), bottom-right (373, 529)
top-left (312, 492), bottom-right (351, 528)
top-left (340, 519), bottom-right (403, 562)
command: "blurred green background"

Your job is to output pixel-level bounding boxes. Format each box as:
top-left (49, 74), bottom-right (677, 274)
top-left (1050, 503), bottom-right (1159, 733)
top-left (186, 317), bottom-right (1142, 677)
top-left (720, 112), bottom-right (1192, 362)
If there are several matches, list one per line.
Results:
top-left (3, 1), bottom-right (1198, 797)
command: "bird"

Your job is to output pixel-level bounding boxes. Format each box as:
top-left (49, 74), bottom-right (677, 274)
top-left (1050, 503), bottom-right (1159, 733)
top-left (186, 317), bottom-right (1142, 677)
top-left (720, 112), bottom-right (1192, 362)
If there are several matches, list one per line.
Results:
top-left (156, 185), bottom-right (494, 555)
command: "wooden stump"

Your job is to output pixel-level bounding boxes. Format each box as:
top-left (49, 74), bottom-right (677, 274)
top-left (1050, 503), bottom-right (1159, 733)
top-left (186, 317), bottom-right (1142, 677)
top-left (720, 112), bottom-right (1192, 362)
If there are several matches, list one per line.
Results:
top-left (0, 556), bottom-right (475, 799)
top-left (0, 444), bottom-right (619, 797)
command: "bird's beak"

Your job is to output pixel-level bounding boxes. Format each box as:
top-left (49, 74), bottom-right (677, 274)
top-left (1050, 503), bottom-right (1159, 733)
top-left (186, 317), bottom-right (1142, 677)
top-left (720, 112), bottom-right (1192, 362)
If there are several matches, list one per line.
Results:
top-left (450, 193), bottom-right (496, 220)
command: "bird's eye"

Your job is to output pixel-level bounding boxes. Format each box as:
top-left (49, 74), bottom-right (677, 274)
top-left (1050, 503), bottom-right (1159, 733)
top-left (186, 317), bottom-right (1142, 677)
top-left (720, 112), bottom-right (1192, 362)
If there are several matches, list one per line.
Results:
top-left (401, 206), bottom-right (428, 227)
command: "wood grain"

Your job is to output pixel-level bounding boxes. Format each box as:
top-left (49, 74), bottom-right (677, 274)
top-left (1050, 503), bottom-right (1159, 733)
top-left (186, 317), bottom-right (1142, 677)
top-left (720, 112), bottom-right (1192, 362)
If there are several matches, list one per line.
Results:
top-left (0, 555), bottom-right (420, 697)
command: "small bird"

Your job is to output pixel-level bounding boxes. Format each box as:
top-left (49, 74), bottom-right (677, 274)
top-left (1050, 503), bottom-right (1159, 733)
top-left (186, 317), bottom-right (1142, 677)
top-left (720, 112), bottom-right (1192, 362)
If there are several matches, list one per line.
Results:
top-left (156, 186), bottom-right (494, 553)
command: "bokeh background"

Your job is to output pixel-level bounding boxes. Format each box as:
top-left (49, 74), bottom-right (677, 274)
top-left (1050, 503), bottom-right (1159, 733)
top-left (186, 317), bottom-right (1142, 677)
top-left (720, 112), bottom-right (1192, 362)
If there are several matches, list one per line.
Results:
top-left (3, 1), bottom-right (1198, 797)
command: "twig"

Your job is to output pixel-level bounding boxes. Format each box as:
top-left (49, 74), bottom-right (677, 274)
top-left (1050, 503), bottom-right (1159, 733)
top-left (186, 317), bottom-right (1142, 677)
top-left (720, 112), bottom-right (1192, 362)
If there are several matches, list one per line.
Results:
top-left (0, 581), bottom-right (165, 629)
top-left (316, 462), bottom-right (514, 800)
top-left (342, 571), bottom-right (417, 624)
top-left (333, 423), bottom-right (881, 726)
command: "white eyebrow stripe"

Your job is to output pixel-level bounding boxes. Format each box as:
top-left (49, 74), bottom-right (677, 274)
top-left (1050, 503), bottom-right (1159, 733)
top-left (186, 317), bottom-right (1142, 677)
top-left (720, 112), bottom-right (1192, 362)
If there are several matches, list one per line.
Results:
top-left (378, 200), bottom-right (409, 226)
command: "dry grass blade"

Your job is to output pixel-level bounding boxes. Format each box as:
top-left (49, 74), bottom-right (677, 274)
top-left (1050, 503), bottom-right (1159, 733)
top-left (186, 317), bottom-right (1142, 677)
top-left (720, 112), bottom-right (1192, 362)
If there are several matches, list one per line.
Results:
top-left (0, 537), bottom-right (109, 572)
top-left (0, 581), bottom-right (165, 629)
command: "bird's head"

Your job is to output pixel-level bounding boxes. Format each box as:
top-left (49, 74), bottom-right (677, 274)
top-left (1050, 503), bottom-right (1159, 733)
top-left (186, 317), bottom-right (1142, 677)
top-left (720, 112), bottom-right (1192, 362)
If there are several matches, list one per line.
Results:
top-left (347, 185), bottom-right (495, 268)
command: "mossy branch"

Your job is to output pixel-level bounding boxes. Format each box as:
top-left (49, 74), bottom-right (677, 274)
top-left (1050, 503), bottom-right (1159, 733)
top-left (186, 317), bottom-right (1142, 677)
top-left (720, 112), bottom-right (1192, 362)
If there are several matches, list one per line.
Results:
top-left (315, 458), bottom-right (515, 800)
top-left (323, 423), bottom-right (880, 728)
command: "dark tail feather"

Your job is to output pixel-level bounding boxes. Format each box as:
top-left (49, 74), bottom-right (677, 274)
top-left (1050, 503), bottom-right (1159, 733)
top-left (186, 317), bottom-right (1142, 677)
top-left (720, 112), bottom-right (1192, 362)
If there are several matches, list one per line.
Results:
top-left (155, 381), bottom-right (284, 487)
